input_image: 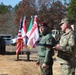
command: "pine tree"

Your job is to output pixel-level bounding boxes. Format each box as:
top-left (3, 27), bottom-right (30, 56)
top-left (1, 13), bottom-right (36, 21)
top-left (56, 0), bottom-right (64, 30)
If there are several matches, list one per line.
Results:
top-left (67, 0), bottom-right (76, 23)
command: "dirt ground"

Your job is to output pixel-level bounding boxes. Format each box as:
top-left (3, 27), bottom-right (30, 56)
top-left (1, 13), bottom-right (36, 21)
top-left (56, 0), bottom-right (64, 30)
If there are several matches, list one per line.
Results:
top-left (0, 45), bottom-right (61, 75)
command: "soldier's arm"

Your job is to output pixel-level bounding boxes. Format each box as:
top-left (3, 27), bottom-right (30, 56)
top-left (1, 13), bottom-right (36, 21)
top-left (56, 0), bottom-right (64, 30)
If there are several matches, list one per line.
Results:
top-left (44, 36), bottom-right (55, 64)
top-left (43, 36), bottom-right (56, 49)
top-left (35, 38), bottom-right (42, 46)
top-left (36, 38), bottom-right (56, 47)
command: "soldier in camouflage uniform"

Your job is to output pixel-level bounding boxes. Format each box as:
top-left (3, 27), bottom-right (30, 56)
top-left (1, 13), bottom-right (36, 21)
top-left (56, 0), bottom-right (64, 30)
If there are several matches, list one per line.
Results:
top-left (36, 22), bottom-right (56, 75)
top-left (53, 18), bottom-right (75, 75)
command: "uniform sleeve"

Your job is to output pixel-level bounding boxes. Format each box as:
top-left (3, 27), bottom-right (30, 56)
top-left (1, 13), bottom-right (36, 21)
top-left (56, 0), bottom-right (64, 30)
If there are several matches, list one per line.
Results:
top-left (45, 35), bottom-right (54, 49)
top-left (44, 50), bottom-right (51, 64)
top-left (44, 35), bottom-right (55, 64)
top-left (60, 34), bottom-right (75, 52)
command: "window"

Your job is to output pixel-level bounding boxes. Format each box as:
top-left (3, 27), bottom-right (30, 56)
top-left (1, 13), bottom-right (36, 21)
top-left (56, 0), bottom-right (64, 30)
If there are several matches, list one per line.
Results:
top-left (0, 34), bottom-right (12, 44)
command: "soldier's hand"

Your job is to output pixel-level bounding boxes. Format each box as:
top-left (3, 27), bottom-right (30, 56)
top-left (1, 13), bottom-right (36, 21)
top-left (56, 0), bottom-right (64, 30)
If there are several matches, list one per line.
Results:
top-left (36, 61), bottom-right (39, 66)
top-left (53, 44), bottom-right (60, 50)
top-left (42, 63), bottom-right (47, 68)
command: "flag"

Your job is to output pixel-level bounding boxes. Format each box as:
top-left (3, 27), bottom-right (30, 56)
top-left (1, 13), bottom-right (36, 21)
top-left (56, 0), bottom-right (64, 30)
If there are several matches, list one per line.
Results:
top-left (26, 16), bottom-right (33, 38)
top-left (19, 19), bottom-right (23, 30)
top-left (16, 30), bottom-right (23, 55)
top-left (27, 15), bottom-right (39, 48)
top-left (21, 16), bottom-right (27, 45)
top-left (16, 16), bottom-right (27, 54)
top-left (26, 16), bottom-right (33, 46)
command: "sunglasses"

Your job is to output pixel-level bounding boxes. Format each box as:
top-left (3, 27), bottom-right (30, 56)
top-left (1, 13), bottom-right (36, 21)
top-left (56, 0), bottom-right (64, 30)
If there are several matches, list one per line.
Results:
top-left (60, 23), bottom-right (64, 25)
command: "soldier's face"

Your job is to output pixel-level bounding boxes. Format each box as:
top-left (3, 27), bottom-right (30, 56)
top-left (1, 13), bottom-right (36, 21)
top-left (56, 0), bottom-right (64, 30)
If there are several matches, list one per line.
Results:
top-left (60, 23), bottom-right (67, 32)
top-left (39, 26), bottom-right (46, 34)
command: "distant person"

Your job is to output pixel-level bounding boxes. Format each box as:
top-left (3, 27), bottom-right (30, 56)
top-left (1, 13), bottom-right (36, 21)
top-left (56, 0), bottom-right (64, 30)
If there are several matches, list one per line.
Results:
top-left (53, 18), bottom-right (76, 75)
top-left (36, 22), bottom-right (56, 75)
top-left (0, 36), bottom-right (6, 55)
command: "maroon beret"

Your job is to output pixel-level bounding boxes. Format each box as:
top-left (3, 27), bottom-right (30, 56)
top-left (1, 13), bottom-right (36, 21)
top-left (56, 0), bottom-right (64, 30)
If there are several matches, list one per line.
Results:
top-left (38, 22), bottom-right (47, 27)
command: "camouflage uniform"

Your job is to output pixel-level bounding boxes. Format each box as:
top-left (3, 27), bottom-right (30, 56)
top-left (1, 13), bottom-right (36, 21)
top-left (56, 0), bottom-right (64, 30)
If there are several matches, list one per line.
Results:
top-left (36, 32), bottom-right (56, 75)
top-left (56, 29), bottom-right (75, 75)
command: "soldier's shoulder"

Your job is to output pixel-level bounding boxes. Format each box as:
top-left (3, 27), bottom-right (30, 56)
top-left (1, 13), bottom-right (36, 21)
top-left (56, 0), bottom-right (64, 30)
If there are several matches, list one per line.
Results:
top-left (70, 30), bottom-right (75, 36)
top-left (46, 33), bottom-right (55, 40)
top-left (70, 29), bottom-right (74, 33)
top-left (68, 29), bottom-right (74, 35)
top-left (46, 33), bottom-right (52, 38)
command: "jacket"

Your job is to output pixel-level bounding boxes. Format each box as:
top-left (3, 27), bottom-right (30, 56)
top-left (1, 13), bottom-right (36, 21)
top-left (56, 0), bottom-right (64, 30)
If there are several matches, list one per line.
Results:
top-left (36, 33), bottom-right (56, 65)
top-left (57, 29), bottom-right (75, 64)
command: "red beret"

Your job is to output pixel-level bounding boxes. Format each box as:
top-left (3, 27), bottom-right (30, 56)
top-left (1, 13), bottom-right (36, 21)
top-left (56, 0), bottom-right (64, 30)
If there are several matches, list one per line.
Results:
top-left (38, 22), bottom-right (47, 27)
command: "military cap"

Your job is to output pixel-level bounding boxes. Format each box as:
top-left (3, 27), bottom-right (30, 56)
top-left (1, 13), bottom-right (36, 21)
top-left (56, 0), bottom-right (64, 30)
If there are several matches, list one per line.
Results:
top-left (60, 18), bottom-right (70, 25)
top-left (38, 22), bottom-right (48, 27)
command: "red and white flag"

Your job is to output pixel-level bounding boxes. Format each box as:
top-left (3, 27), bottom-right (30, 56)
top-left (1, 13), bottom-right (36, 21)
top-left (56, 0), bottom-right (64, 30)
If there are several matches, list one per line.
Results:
top-left (16, 30), bottom-right (23, 55)
top-left (16, 16), bottom-right (27, 54)
top-left (27, 15), bottom-right (39, 48)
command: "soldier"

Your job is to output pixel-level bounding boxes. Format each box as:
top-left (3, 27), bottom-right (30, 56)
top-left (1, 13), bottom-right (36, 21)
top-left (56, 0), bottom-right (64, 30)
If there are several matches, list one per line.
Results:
top-left (36, 22), bottom-right (56, 75)
top-left (53, 18), bottom-right (75, 75)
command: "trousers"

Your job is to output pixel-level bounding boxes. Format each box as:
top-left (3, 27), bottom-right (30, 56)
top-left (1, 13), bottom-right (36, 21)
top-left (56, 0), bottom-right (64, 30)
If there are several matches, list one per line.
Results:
top-left (60, 63), bottom-right (75, 75)
top-left (39, 57), bottom-right (53, 75)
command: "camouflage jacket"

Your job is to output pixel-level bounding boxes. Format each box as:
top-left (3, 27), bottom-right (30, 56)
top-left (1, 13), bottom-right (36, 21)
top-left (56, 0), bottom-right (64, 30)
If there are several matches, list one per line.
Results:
top-left (57, 29), bottom-right (76, 64)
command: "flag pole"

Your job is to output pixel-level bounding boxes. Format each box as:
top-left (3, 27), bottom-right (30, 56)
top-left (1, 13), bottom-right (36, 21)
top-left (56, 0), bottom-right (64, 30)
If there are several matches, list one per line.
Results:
top-left (25, 16), bottom-right (33, 61)
top-left (17, 54), bottom-right (19, 60)
top-left (16, 40), bottom-right (19, 61)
